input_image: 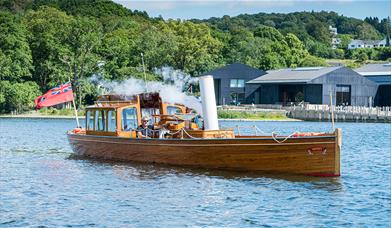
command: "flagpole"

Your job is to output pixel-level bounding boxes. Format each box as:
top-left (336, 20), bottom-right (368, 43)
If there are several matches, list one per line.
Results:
top-left (72, 97), bottom-right (80, 127)
top-left (69, 79), bottom-right (80, 127)
top-left (141, 53), bottom-right (148, 92)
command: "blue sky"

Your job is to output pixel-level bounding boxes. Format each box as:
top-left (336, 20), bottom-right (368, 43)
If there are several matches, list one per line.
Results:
top-left (113, 0), bottom-right (390, 20)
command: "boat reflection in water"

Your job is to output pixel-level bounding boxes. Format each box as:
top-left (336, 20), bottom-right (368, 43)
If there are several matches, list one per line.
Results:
top-left (67, 76), bottom-right (341, 177)
top-left (68, 155), bottom-right (343, 192)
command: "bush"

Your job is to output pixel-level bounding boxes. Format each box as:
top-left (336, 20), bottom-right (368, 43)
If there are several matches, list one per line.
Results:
top-left (217, 110), bottom-right (287, 119)
top-left (39, 107), bottom-right (84, 116)
top-left (0, 81), bottom-right (41, 113)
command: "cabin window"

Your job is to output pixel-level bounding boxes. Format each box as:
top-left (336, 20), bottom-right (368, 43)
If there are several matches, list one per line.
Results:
top-left (167, 106), bottom-right (182, 115)
top-left (86, 110), bottom-right (94, 130)
top-left (107, 110), bottom-right (116, 132)
top-left (95, 110), bottom-right (106, 131)
top-left (122, 108), bottom-right (138, 131)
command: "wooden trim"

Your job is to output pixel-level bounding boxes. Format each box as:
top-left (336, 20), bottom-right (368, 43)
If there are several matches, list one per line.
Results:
top-left (334, 128), bottom-right (342, 176)
top-left (72, 132), bottom-right (335, 141)
top-left (69, 136), bottom-right (335, 147)
top-left (85, 130), bottom-right (117, 136)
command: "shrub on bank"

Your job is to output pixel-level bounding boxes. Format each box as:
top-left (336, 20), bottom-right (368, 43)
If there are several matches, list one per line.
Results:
top-left (217, 110), bottom-right (287, 120)
top-left (38, 107), bottom-right (84, 116)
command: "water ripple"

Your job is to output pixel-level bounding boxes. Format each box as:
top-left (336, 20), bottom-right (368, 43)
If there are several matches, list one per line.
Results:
top-left (0, 119), bottom-right (390, 227)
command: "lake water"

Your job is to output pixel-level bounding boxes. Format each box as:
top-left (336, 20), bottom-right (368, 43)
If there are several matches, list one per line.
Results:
top-left (1, 118), bottom-right (390, 227)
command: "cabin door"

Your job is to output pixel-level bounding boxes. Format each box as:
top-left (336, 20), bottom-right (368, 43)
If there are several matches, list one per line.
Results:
top-left (336, 85), bottom-right (351, 106)
top-left (214, 79), bottom-right (221, 105)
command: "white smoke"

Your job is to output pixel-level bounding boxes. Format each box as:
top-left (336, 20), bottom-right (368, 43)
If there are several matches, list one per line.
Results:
top-left (90, 67), bottom-right (202, 114)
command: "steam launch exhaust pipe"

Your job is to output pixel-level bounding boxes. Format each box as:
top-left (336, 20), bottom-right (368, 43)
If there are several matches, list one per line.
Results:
top-left (199, 75), bottom-right (219, 130)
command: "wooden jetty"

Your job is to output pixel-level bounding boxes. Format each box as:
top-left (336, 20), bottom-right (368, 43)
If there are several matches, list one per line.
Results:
top-left (288, 104), bottom-right (391, 123)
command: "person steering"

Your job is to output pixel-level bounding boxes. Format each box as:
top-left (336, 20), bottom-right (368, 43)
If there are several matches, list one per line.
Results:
top-left (137, 116), bottom-right (155, 138)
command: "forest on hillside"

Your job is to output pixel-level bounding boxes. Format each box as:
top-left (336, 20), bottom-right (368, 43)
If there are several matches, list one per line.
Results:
top-left (192, 11), bottom-right (391, 59)
top-left (0, 0), bottom-right (390, 113)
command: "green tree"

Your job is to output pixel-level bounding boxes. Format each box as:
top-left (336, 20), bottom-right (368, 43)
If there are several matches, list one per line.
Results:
top-left (0, 12), bottom-right (32, 82)
top-left (166, 20), bottom-right (223, 75)
top-left (99, 28), bottom-right (138, 81)
top-left (299, 55), bottom-right (327, 67)
top-left (23, 6), bottom-right (73, 90)
top-left (254, 25), bottom-right (284, 42)
top-left (338, 34), bottom-right (352, 49)
top-left (356, 23), bottom-right (382, 40)
top-left (285, 33), bottom-right (308, 67)
top-left (0, 81), bottom-right (41, 113)
top-left (60, 16), bottom-right (103, 106)
top-left (305, 21), bottom-right (331, 44)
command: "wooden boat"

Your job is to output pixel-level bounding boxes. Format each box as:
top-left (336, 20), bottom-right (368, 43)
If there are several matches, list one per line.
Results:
top-left (67, 91), bottom-right (341, 177)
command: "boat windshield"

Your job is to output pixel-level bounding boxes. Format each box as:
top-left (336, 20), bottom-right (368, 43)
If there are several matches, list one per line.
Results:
top-left (167, 106), bottom-right (183, 115)
top-left (122, 107), bottom-right (138, 131)
top-left (142, 108), bottom-right (160, 124)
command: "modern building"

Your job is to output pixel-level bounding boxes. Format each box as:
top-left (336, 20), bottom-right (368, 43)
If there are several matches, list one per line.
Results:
top-left (348, 39), bottom-right (387, 49)
top-left (356, 63), bottom-right (391, 106)
top-left (246, 66), bottom-right (378, 106)
top-left (200, 63), bottom-right (266, 105)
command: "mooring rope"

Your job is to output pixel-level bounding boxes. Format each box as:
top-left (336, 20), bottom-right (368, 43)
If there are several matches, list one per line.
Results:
top-left (271, 131), bottom-right (299, 144)
top-left (135, 124), bottom-right (298, 143)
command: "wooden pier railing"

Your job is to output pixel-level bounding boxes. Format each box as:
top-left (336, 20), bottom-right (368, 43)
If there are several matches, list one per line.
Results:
top-left (219, 104), bottom-right (391, 122)
top-left (288, 104), bottom-right (391, 122)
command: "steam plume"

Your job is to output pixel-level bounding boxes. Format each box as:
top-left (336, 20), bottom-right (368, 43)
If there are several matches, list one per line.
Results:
top-left (90, 67), bottom-right (202, 114)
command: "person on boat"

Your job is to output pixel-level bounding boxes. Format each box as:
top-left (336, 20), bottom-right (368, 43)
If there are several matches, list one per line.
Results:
top-left (137, 116), bottom-right (155, 138)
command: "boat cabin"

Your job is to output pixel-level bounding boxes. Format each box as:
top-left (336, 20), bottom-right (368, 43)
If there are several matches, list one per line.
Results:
top-left (84, 93), bottom-right (201, 138)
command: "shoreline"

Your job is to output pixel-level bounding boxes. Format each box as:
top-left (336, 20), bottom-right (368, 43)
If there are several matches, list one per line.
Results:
top-left (0, 114), bottom-right (300, 121)
top-left (218, 118), bottom-right (302, 122)
top-left (0, 114), bottom-right (75, 119)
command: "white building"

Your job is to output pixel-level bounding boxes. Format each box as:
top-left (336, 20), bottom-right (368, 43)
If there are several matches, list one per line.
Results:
top-left (348, 38), bottom-right (387, 50)
top-left (331, 38), bottom-right (341, 49)
top-left (329, 25), bottom-right (338, 36)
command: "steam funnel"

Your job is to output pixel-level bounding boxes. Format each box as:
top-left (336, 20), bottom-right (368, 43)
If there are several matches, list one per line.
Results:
top-left (199, 75), bottom-right (219, 130)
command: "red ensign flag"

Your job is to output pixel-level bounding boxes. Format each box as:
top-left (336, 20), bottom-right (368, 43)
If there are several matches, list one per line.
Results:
top-left (34, 82), bottom-right (74, 109)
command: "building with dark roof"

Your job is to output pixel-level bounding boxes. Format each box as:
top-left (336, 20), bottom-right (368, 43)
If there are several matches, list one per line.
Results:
top-left (200, 63), bottom-right (266, 105)
top-left (356, 63), bottom-right (391, 106)
top-left (247, 66), bottom-right (378, 106)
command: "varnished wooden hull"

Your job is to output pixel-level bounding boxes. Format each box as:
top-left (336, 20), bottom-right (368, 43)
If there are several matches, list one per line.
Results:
top-left (67, 129), bottom-right (341, 176)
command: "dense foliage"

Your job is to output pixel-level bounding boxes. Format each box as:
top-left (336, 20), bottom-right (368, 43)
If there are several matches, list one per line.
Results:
top-left (0, 0), bottom-right (390, 113)
top-left (192, 11), bottom-right (391, 59)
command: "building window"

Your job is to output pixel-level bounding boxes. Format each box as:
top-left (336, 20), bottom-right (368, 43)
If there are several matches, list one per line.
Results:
top-left (230, 79), bottom-right (245, 88)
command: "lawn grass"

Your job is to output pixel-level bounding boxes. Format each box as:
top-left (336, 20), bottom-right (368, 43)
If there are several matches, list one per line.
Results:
top-left (38, 107), bottom-right (85, 116)
top-left (217, 110), bottom-right (288, 120)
